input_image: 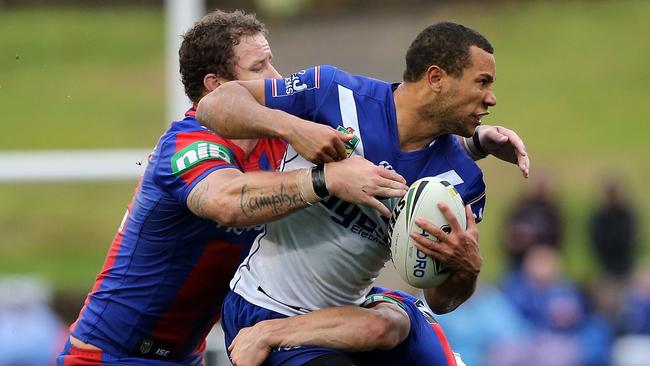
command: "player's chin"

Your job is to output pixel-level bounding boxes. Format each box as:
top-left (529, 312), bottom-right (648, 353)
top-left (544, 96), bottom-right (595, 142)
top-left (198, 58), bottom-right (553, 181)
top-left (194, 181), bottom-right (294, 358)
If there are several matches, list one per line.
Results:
top-left (458, 125), bottom-right (475, 138)
top-left (469, 120), bottom-right (483, 135)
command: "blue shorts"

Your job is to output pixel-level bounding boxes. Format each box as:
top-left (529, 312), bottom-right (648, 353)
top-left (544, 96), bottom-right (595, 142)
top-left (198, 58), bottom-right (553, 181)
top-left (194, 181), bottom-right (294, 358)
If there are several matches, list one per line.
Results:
top-left (221, 287), bottom-right (457, 366)
top-left (56, 339), bottom-right (202, 366)
top-left (221, 290), bottom-right (350, 365)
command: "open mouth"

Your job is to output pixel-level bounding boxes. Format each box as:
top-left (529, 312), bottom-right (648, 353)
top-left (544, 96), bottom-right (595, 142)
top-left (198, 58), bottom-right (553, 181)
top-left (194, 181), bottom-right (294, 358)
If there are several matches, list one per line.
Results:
top-left (472, 112), bottom-right (490, 125)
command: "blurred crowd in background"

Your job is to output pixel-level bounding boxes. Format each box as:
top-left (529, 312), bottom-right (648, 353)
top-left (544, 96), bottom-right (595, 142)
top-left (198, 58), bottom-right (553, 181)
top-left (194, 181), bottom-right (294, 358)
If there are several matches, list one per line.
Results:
top-left (1, 0), bottom-right (648, 365)
top-left (437, 175), bottom-right (649, 366)
top-left (1, 175), bottom-right (647, 366)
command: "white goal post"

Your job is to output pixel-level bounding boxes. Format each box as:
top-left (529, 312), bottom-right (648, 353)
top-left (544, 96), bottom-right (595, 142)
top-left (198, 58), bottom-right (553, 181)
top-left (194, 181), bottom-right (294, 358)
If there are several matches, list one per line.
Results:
top-left (0, 0), bottom-right (204, 183)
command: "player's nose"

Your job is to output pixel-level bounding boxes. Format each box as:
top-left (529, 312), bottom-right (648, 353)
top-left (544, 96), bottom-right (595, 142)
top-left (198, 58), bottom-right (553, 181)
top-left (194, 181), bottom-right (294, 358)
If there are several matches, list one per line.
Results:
top-left (266, 65), bottom-right (282, 80)
top-left (484, 89), bottom-right (496, 107)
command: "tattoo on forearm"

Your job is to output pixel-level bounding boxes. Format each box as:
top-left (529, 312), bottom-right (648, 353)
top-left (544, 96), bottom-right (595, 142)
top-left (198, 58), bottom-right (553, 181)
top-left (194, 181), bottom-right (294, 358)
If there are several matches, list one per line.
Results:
top-left (188, 179), bottom-right (210, 217)
top-left (239, 183), bottom-right (303, 217)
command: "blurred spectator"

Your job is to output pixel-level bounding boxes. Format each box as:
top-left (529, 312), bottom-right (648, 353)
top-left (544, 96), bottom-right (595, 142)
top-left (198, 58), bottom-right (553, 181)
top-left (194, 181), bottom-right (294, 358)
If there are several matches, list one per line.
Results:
top-left (613, 268), bottom-right (650, 366)
top-left (0, 275), bottom-right (66, 366)
top-left (503, 174), bottom-right (563, 269)
top-left (611, 335), bottom-right (650, 366)
top-left (587, 178), bottom-right (638, 327)
top-left (619, 264), bottom-right (650, 335)
top-left (436, 283), bottom-right (531, 366)
top-left (588, 178), bottom-right (638, 278)
top-left (613, 271), bottom-right (650, 366)
top-left (500, 246), bottom-right (613, 366)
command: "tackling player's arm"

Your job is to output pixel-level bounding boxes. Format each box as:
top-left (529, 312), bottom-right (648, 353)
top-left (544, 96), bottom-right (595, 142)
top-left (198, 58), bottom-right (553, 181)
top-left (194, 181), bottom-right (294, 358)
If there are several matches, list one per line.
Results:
top-left (196, 79), bottom-right (352, 164)
top-left (187, 157), bottom-right (408, 227)
top-left (198, 80), bottom-right (530, 172)
top-left (228, 303), bottom-right (410, 366)
top-left (409, 204), bottom-right (482, 314)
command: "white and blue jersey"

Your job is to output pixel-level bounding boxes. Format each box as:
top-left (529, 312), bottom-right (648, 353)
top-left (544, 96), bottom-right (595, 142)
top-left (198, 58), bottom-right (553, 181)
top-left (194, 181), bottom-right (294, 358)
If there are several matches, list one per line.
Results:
top-left (227, 65), bottom-right (486, 319)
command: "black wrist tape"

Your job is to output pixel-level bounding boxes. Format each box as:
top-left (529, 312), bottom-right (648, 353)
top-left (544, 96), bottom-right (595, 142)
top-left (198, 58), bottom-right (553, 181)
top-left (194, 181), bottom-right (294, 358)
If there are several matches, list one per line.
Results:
top-left (472, 129), bottom-right (488, 156)
top-left (311, 165), bottom-right (329, 198)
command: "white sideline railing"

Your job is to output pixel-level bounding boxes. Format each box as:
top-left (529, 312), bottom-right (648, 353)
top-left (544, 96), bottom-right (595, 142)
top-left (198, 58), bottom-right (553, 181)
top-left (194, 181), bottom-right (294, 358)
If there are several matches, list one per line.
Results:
top-left (0, 148), bottom-right (232, 364)
top-left (0, 149), bottom-right (150, 182)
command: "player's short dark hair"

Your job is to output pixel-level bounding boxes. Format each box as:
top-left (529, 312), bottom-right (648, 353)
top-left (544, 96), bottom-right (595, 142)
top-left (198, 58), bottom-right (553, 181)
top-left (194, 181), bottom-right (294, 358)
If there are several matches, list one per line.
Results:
top-left (403, 22), bottom-right (493, 82)
top-left (179, 9), bottom-right (268, 103)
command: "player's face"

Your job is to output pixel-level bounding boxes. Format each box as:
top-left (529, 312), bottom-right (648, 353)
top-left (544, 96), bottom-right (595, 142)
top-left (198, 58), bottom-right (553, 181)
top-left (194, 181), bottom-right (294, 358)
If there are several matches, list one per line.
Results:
top-left (438, 46), bottom-right (497, 137)
top-left (232, 33), bottom-right (282, 81)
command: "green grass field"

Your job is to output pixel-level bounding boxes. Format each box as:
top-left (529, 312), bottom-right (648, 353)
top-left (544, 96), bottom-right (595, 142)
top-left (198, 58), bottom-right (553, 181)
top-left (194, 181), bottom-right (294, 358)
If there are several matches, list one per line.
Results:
top-left (0, 3), bottom-right (648, 293)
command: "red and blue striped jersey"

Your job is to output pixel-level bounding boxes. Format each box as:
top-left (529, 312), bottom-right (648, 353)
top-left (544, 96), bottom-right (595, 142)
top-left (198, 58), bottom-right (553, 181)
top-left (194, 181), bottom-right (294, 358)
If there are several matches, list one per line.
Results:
top-left (69, 108), bottom-right (286, 364)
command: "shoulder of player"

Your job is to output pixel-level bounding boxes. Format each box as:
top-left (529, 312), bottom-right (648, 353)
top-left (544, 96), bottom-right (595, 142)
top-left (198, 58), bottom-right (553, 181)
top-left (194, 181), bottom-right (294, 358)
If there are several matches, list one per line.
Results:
top-left (323, 65), bottom-right (393, 101)
top-left (161, 120), bottom-right (237, 151)
top-left (147, 122), bottom-right (241, 173)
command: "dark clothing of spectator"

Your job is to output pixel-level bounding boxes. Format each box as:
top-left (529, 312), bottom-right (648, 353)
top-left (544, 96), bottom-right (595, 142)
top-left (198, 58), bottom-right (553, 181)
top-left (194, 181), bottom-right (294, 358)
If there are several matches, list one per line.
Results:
top-left (589, 203), bottom-right (637, 277)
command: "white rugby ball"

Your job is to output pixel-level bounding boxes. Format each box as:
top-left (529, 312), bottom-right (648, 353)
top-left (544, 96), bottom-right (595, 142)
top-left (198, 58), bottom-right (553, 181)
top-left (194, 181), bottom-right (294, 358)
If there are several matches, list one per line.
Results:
top-left (388, 176), bottom-right (467, 289)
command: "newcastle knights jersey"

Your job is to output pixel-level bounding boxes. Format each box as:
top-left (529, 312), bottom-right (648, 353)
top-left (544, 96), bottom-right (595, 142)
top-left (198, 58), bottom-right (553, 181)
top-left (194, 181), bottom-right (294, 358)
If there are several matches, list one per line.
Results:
top-left (230, 65), bottom-right (487, 316)
top-left (68, 108), bottom-right (285, 364)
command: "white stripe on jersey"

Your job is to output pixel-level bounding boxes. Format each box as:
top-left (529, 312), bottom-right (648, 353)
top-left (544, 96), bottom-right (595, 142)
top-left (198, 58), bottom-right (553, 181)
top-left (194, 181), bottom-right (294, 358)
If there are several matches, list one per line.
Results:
top-left (337, 85), bottom-right (364, 157)
top-left (435, 170), bottom-right (464, 186)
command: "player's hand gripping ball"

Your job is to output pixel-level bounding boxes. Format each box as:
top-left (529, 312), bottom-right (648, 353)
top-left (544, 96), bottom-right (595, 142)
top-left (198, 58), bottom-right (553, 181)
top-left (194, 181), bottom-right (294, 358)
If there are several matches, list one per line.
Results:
top-left (388, 177), bottom-right (467, 288)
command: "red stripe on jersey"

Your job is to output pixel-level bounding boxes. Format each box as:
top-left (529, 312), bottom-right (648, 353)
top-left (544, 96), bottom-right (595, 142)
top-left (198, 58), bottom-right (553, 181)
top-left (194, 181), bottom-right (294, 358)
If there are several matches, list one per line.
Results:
top-left (271, 79), bottom-right (278, 97)
top-left (315, 66), bottom-right (320, 88)
top-left (381, 291), bottom-right (405, 303)
top-left (179, 159), bottom-right (231, 187)
top-left (242, 138), bottom-right (287, 172)
top-left (149, 239), bottom-right (243, 351)
top-left (71, 180), bottom-right (143, 334)
top-left (431, 322), bottom-right (457, 366)
top-left (174, 131), bottom-right (243, 186)
top-left (64, 344), bottom-right (104, 366)
top-left (185, 105), bottom-right (197, 118)
top-left (266, 138), bottom-right (287, 170)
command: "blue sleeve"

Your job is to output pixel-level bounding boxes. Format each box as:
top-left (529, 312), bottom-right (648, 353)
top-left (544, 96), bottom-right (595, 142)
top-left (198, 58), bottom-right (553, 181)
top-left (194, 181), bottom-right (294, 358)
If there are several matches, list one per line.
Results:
top-left (467, 188), bottom-right (486, 224)
top-left (264, 65), bottom-right (337, 122)
top-left (151, 131), bottom-right (240, 205)
top-left (448, 135), bottom-right (487, 223)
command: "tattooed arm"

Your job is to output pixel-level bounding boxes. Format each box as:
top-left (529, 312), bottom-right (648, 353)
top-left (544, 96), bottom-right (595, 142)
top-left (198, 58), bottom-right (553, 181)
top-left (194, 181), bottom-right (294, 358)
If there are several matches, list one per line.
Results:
top-left (187, 156), bottom-right (408, 228)
top-left (187, 168), bottom-right (306, 227)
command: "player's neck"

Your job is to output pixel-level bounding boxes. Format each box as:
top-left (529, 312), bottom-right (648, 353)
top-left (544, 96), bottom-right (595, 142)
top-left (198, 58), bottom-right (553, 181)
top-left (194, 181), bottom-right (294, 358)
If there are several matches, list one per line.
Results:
top-left (394, 83), bottom-right (445, 152)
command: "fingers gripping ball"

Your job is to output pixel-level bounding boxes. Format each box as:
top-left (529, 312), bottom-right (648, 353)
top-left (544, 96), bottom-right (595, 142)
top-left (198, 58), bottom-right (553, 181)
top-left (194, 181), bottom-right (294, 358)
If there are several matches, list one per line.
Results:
top-left (388, 177), bottom-right (467, 288)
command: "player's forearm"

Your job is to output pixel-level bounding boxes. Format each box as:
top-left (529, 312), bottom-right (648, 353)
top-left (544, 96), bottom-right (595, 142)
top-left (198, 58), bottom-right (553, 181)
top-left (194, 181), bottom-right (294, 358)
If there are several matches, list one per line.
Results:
top-left (256, 306), bottom-right (405, 352)
top-left (196, 81), bottom-right (299, 140)
top-left (423, 270), bottom-right (478, 314)
top-left (190, 170), bottom-right (316, 228)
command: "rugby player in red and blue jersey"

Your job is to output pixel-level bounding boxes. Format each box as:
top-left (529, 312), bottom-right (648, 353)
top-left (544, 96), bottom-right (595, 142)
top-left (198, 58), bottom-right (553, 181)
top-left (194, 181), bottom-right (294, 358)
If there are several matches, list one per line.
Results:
top-left (59, 9), bottom-right (528, 366)
top-left (57, 11), bottom-right (410, 366)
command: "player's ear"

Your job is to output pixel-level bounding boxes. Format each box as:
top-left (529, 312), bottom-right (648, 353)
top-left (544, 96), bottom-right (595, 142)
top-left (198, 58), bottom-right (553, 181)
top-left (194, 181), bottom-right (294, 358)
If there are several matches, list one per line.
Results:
top-left (203, 73), bottom-right (228, 93)
top-left (425, 65), bottom-right (444, 93)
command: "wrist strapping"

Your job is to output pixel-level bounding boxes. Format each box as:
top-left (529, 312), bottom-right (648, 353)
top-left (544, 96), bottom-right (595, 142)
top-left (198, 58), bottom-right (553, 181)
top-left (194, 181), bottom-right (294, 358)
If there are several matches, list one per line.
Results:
top-left (464, 127), bottom-right (488, 160)
top-left (311, 165), bottom-right (329, 198)
top-left (472, 127), bottom-right (488, 156)
top-left (297, 168), bottom-right (320, 205)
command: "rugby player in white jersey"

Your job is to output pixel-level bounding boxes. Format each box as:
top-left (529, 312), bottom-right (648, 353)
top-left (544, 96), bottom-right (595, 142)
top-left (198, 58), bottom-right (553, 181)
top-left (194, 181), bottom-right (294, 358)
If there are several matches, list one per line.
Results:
top-left (197, 21), bottom-right (528, 365)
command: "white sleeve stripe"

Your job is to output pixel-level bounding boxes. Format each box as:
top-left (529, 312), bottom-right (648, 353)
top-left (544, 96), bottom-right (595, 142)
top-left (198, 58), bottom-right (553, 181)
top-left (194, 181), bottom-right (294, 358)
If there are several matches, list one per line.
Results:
top-left (435, 170), bottom-right (464, 186)
top-left (467, 191), bottom-right (486, 205)
top-left (337, 85), bottom-right (364, 157)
